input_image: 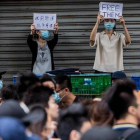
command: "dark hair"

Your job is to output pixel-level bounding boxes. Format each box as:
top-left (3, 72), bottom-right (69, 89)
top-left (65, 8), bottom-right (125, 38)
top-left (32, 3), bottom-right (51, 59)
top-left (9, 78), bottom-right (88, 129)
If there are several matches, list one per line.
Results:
top-left (23, 84), bottom-right (53, 107)
top-left (81, 126), bottom-right (119, 140)
top-left (81, 99), bottom-right (114, 126)
top-left (54, 75), bottom-right (72, 91)
top-left (92, 100), bottom-right (114, 126)
top-left (103, 79), bottom-right (137, 120)
top-left (15, 72), bottom-right (39, 101)
top-left (33, 30), bottom-right (39, 41)
top-left (80, 99), bottom-right (95, 121)
top-left (0, 84), bottom-right (19, 100)
top-left (29, 104), bottom-right (47, 126)
top-left (113, 19), bottom-right (116, 30)
top-left (40, 74), bottom-right (56, 88)
top-left (57, 103), bottom-right (89, 140)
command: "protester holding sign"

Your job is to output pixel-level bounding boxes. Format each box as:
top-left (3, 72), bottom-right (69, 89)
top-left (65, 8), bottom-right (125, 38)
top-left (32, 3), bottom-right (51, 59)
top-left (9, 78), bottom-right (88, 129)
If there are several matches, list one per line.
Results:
top-left (27, 19), bottom-right (58, 75)
top-left (90, 3), bottom-right (131, 73)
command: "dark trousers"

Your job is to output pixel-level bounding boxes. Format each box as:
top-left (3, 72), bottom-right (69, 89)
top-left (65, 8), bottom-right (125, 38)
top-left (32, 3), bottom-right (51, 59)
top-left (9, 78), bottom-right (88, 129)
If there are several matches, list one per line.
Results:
top-left (94, 70), bottom-right (112, 76)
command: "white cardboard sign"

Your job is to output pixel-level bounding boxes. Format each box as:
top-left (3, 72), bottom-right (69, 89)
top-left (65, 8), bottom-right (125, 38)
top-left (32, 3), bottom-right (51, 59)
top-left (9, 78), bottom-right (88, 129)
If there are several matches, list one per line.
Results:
top-left (33, 13), bottom-right (56, 30)
top-left (99, 2), bottom-right (123, 19)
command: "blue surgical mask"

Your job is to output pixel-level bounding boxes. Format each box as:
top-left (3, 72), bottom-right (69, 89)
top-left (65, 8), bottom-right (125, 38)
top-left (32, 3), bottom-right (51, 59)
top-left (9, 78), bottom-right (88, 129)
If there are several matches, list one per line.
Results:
top-left (40, 31), bottom-right (50, 39)
top-left (0, 80), bottom-right (3, 90)
top-left (52, 91), bottom-right (62, 103)
top-left (104, 22), bottom-right (115, 30)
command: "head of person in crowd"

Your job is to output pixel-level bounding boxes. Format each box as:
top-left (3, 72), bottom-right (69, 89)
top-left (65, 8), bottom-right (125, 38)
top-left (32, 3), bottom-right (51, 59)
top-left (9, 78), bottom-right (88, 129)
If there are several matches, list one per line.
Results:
top-left (22, 104), bottom-right (47, 137)
top-left (0, 117), bottom-right (40, 140)
top-left (24, 84), bottom-right (59, 121)
top-left (54, 74), bottom-right (80, 109)
top-left (103, 79), bottom-right (140, 125)
top-left (112, 71), bottom-right (127, 84)
top-left (0, 84), bottom-right (19, 103)
top-left (57, 103), bottom-right (92, 140)
top-left (81, 126), bottom-right (119, 140)
top-left (0, 71), bottom-right (6, 90)
top-left (23, 84), bottom-right (59, 139)
top-left (92, 100), bottom-right (114, 126)
top-left (80, 99), bottom-right (96, 125)
top-left (81, 99), bottom-right (114, 126)
top-left (40, 74), bottom-right (56, 90)
top-left (0, 100), bottom-right (43, 139)
top-left (15, 72), bottom-right (39, 102)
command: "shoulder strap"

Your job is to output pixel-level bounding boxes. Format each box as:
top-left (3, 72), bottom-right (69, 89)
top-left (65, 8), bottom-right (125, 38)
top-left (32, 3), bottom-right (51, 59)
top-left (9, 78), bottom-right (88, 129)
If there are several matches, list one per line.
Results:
top-left (120, 128), bottom-right (139, 140)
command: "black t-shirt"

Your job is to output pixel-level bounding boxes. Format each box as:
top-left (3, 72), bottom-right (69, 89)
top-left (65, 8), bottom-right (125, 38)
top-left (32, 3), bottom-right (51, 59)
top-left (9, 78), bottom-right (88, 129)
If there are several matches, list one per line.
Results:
top-left (73, 95), bottom-right (83, 103)
top-left (113, 124), bottom-right (140, 140)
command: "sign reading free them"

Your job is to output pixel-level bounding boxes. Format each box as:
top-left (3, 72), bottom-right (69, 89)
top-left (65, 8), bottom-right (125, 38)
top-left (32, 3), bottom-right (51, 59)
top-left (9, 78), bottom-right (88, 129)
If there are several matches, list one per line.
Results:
top-left (99, 2), bottom-right (123, 19)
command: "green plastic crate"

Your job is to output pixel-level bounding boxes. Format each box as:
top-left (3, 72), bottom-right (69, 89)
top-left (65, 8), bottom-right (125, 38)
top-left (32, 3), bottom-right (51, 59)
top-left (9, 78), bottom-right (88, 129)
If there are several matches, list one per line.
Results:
top-left (69, 73), bottom-right (111, 98)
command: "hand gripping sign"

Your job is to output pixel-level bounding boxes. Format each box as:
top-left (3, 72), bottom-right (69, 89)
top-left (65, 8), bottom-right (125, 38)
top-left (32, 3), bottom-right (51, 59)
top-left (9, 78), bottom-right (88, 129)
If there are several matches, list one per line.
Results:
top-left (99, 2), bottom-right (123, 19)
top-left (33, 13), bottom-right (57, 30)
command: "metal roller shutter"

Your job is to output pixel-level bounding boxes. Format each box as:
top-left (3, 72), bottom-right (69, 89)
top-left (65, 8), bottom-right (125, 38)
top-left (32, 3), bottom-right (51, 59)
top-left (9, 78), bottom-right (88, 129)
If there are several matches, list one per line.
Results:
top-left (0, 0), bottom-right (140, 84)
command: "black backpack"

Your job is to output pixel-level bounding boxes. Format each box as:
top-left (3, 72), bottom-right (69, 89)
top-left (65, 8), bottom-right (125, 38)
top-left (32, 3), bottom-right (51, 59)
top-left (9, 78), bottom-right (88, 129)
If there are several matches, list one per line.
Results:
top-left (119, 128), bottom-right (140, 140)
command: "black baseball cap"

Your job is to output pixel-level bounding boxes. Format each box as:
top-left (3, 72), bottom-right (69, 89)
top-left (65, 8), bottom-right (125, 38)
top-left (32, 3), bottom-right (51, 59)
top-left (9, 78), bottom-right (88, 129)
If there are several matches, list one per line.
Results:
top-left (112, 71), bottom-right (127, 80)
top-left (0, 100), bottom-right (46, 126)
top-left (0, 100), bottom-right (27, 119)
top-left (81, 126), bottom-right (119, 140)
top-left (22, 104), bottom-right (47, 126)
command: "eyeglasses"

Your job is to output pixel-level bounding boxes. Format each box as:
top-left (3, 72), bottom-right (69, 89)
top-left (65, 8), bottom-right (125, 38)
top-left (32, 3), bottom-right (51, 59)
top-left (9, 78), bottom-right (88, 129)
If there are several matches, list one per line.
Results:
top-left (56, 88), bottom-right (65, 93)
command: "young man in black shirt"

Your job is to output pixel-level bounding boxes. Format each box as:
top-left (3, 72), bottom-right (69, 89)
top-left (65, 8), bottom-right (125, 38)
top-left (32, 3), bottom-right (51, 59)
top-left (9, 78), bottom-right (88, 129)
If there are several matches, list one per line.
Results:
top-left (104, 80), bottom-right (140, 140)
top-left (54, 75), bottom-right (82, 109)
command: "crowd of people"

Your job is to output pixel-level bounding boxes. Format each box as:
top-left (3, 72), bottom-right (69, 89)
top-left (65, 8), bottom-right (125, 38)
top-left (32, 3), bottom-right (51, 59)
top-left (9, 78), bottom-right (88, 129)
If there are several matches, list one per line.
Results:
top-left (0, 71), bottom-right (139, 140)
top-left (0, 6), bottom-right (138, 140)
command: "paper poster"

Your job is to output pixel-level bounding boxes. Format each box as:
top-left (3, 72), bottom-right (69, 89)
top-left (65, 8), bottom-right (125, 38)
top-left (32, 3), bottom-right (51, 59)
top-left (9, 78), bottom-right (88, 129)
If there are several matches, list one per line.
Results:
top-left (99, 2), bottom-right (123, 19)
top-left (33, 13), bottom-right (56, 30)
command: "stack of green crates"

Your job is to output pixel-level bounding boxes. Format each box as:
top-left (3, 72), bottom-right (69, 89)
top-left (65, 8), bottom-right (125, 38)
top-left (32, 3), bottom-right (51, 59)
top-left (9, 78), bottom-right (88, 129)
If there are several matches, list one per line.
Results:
top-left (69, 73), bottom-right (111, 98)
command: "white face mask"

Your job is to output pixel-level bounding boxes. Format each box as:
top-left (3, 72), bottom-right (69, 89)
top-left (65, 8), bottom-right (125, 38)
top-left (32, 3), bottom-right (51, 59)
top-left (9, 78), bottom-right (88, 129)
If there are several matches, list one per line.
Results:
top-left (0, 80), bottom-right (3, 90)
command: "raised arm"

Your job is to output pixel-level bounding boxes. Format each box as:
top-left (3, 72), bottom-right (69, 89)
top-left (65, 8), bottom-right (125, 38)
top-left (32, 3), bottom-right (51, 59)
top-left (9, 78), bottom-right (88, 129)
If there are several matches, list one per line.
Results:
top-left (27, 24), bottom-right (37, 52)
top-left (119, 16), bottom-right (131, 45)
top-left (48, 23), bottom-right (59, 51)
top-left (90, 12), bottom-right (104, 46)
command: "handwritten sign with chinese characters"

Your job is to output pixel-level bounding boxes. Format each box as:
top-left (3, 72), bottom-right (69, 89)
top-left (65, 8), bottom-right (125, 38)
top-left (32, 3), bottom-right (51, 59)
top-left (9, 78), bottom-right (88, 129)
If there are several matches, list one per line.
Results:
top-left (99, 2), bottom-right (123, 19)
top-left (33, 13), bottom-right (56, 30)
